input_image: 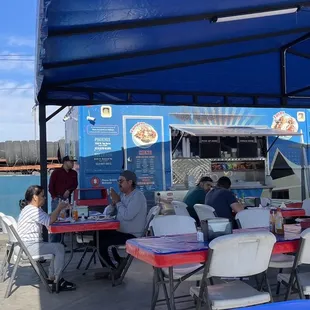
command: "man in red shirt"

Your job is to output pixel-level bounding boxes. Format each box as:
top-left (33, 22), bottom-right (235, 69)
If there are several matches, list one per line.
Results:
top-left (49, 156), bottom-right (78, 242)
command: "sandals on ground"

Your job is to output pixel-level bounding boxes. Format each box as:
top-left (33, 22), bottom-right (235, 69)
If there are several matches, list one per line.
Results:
top-left (47, 278), bottom-right (76, 293)
top-left (57, 278), bottom-right (76, 292)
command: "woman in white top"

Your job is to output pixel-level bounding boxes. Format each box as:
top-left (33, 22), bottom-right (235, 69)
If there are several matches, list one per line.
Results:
top-left (18, 185), bottom-right (76, 292)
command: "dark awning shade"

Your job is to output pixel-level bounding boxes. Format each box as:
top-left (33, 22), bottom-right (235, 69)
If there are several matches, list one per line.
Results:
top-left (36, 0), bottom-right (310, 108)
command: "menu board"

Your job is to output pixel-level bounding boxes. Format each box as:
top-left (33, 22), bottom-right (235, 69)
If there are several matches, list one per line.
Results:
top-left (84, 124), bottom-right (122, 173)
top-left (123, 116), bottom-right (166, 191)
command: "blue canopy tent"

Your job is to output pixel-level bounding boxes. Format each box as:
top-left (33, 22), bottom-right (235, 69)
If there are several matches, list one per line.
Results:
top-left (36, 0), bottom-right (310, 218)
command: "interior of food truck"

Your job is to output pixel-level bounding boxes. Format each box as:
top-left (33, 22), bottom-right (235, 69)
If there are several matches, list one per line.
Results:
top-left (170, 125), bottom-right (303, 196)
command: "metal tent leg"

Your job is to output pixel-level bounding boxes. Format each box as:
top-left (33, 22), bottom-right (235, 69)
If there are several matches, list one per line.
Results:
top-left (39, 104), bottom-right (48, 242)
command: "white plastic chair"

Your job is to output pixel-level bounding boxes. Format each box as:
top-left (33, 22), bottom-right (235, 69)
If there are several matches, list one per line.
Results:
top-left (117, 205), bottom-right (163, 283)
top-left (235, 209), bottom-right (270, 229)
top-left (0, 212), bottom-right (6, 232)
top-left (190, 231), bottom-right (276, 309)
top-left (277, 228), bottom-right (310, 299)
top-left (171, 201), bottom-right (190, 217)
top-left (150, 215), bottom-right (197, 236)
top-left (0, 213), bottom-right (13, 283)
top-left (302, 198), bottom-right (310, 216)
top-left (260, 198), bottom-right (272, 207)
top-left (1, 216), bottom-right (53, 298)
top-left (150, 215), bottom-right (203, 281)
top-left (194, 204), bottom-right (216, 221)
top-left (236, 209), bottom-right (295, 289)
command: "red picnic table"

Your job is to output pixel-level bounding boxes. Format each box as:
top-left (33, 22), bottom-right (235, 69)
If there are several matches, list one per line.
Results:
top-left (50, 219), bottom-right (120, 285)
top-left (126, 225), bottom-right (300, 268)
top-left (270, 201), bottom-right (305, 218)
top-left (276, 208), bottom-right (305, 218)
top-left (233, 207), bottom-right (305, 219)
top-left (236, 300), bottom-right (310, 309)
top-left (49, 219), bottom-right (120, 234)
top-left (126, 225), bottom-right (301, 310)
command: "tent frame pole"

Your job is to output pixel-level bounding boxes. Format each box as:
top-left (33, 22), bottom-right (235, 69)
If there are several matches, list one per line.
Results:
top-left (38, 100), bottom-right (67, 242)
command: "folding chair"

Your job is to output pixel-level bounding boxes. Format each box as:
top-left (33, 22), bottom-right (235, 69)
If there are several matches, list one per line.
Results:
top-left (115, 205), bottom-right (162, 284)
top-left (235, 209), bottom-right (270, 229)
top-left (150, 216), bottom-right (203, 281)
top-left (194, 204), bottom-right (217, 221)
top-left (190, 231), bottom-right (276, 310)
top-left (75, 233), bottom-right (97, 271)
top-left (236, 209), bottom-right (295, 291)
top-left (0, 214), bottom-right (16, 283)
top-left (302, 199), bottom-right (310, 216)
top-left (149, 215), bottom-right (204, 308)
top-left (172, 201), bottom-right (190, 217)
top-left (277, 228), bottom-right (310, 300)
top-left (1, 216), bottom-right (53, 298)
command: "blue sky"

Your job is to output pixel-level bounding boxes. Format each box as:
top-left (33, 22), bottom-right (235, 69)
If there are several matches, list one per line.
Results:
top-left (0, 0), bottom-right (66, 141)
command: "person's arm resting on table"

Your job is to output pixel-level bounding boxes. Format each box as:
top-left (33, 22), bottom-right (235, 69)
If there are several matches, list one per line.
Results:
top-left (231, 202), bottom-right (244, 213)
top-left (227, 192), bottom-right (244, 213)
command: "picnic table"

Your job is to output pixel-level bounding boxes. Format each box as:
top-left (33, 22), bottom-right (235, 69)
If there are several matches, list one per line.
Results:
top-left (236, 300), bottom-right (310, 309)
top-left (50, 219), bottom-right (120, 285)
top-left (126, 225), bottom-right (302, 310)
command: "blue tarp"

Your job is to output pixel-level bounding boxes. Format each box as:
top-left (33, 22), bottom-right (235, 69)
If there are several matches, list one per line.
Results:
top-left (35, 0), bottom-right (310, 108)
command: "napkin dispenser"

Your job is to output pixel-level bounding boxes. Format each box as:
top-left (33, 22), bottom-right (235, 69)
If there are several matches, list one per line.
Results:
top-left (201, 218), bottom-right (232, 241)
top-left (254, 198), bottom-right (261, 208)
top-left (77, 206), bottom-right (89, 218)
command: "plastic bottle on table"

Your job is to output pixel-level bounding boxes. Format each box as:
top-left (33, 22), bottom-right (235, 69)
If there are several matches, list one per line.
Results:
top-left (72, 201), bottom-right (79, 221)
top-left (275, 208), bottom-right (284, 235)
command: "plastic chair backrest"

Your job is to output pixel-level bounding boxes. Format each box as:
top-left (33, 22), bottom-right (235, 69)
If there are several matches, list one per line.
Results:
top-left (5, 215), bottom-right (17, 229)
top-left (298, 228), bottom-right (310, 265)
top-left (235, 209), bottom-right (270, 229)
top-left (260, 197), bottom-right (271, 207)
top-left (150, 215), bottom-right (196, 236)
top-left (302, 199), bottom-right (310, 216)
top-left (142, 205), bottom-right (161, 236)
top-left (1, 216), bottom-right (18, 243)
top-left (194, 204), bottom-right (216, 221)
top-left (1, 216), bottom-right (30, 259)
top-left (172, 201), bottom-right (190, 217)
top-left (0, 212), bottom-right (8, 234)
top-left (208, 231), bottom-right (276, 277)
top-left (146, 205), bottom-right (161, 226)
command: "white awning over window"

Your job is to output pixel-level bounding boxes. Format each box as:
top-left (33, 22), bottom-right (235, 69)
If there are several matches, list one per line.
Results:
top-left (170, 125), bottom-right (302, 137)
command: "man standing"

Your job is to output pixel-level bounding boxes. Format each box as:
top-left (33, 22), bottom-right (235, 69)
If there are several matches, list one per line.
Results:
top-left (205, 176), bottom-right (244, 226)
top-left (98, 170), bottom-right (147, 269)
top-left (49, 156), bottom-right (78, 242)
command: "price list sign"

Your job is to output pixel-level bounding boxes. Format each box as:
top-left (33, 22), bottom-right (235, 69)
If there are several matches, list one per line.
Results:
top-left (123, 116), bottom-right (166, 191)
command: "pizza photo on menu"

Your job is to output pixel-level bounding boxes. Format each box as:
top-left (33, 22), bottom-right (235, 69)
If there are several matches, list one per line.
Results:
top-left (271, 111), bottom-right (298, 140)
top-left (131, 122), bottom-right (158, 148)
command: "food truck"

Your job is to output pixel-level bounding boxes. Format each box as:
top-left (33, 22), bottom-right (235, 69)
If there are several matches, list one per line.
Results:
top-left (65, 106), bottom-right (309, 206)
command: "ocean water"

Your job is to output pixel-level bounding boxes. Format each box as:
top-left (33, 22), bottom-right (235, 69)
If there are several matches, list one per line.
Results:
top-left (0, 175), bottom-right (52, 219)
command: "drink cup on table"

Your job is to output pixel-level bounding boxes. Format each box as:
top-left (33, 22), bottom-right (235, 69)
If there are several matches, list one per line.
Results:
top-left (71, 201), bottom-right (79, 221)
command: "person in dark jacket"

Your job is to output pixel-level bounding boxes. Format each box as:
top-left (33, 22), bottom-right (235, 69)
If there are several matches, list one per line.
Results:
top-left (48, 156), bottom-right (78, 242)
top-left (205, 176), bottom-right (244, 227)
top-left (183, 176), bottom-right (213, 224)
